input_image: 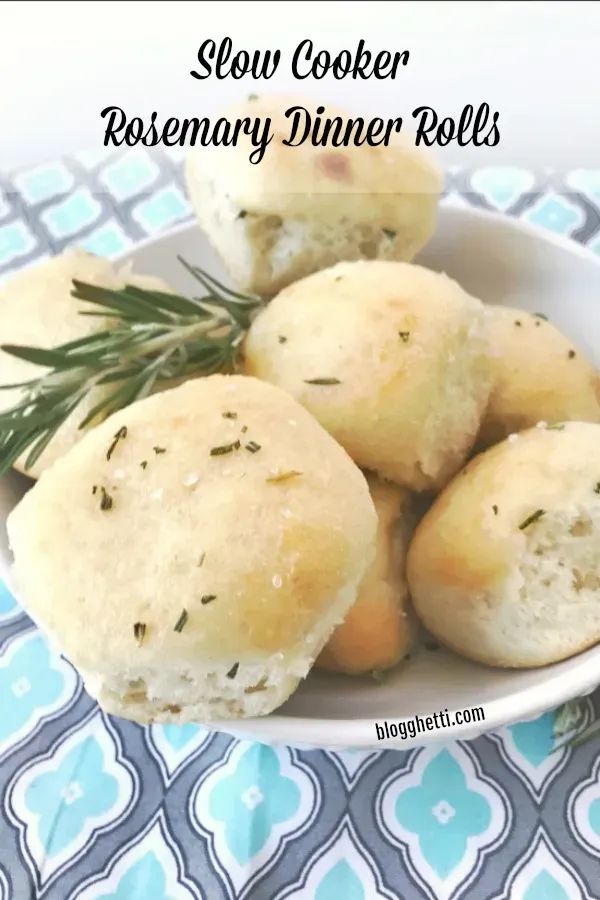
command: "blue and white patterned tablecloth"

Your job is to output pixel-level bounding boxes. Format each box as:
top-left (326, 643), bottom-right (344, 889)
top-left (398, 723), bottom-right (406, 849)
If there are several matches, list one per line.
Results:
top-left (2, 156), bottom-right (600, 900)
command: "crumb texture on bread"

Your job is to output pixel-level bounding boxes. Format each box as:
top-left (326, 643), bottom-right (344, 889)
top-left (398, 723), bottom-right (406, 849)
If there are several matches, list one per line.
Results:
top-left (244, 260), bottom-right (491, 490)
top-left (408, 422), bottom-right (600, 667)
top-left (7, 375), bottom-right (377, 721)
top-left (0, 249), bottom-right (174, 478)
top-left (317, 474), bottom-right (414, 674)
top-left (185, 95), bottom-right (441, 295)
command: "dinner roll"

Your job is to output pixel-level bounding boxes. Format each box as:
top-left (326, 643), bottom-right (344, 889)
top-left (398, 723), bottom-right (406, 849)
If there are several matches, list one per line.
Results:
top-left (7, 375), bottom-right (376, 723)
top-left (478, 306), bottom-right (600, 448)
top-left (0, 249), bottom-right (173, 478)
top-left (185, 95), bottom-right (441, 296)
top-left (317, 473), bottom-right (414, 675)
top-left (244, 260), bottom-right (491, 491)
top-left (407, 422), bottom-right (600, 667)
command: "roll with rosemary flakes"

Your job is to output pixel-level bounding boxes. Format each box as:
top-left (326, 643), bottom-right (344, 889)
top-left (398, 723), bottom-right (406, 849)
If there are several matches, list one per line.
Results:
top-left (244, 259), bottom-right (492, 491)
top-left (7, 374), bottom-right (377, 723)
top-left (408, 422), bottom-right (600, 667)
top-left (477, 305), bottom-right (600, 449)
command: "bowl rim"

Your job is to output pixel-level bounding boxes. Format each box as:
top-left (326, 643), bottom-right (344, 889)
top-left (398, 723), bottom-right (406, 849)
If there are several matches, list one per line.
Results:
top-left (113, 199), bottom-right (600, 275)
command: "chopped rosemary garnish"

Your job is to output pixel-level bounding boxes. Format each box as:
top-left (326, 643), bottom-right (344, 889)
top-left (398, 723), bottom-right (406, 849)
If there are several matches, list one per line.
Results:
top-left (594, 483), bottom-right (600, 495)
top-left (201, 594), bottom-right (217, 605)
top-left (153, 445), bottom-right (166, 455)
top-left (226, 662), bottom-right (239, 679)
top-left (0, 257), bottom-right (264, 476)
top-left (399, 331), bottom-right (410, 343)
top-left (267, 470), bottom-right (302, 483)
top-left (100, 487), bottom-right (113, 511)
top-left (140, 460), bottom-right (148, 469)
top-left (245, 440), bottom-right (261, 453)
top-left (514, 320), bottom-right (522, 327)
top-left (278, 335), bottom-right (287, 344)
top-left (568, 349), bottom-right (576, 359)
top-left (133, 622), bottom-right (146, 645)
top-left (334, 275), bottom-right (343, 282)
top-left (382, 228), bottom-right (396, 239)
top-left (546, 423), bottom-right (565, 431)
top-left (92, 485), bottom-right (97, 495)
top-left (241, 425), bottom-right (248, 434)
top-left (174, 609), bottom-right (188, 632)
top-left (237, 209), bottom-right (247, 219)
top-left (492, 504), bottom-right (498, 515)
top-left (198, 552), bottom-right (206, 567)
top-left (519, 509), bottom-right (545, 530)
top-left (222, 410), bottom-right (237, 419)
top-left (106, 425), bottom-right (127, 461)
top-left (248, 93), bottom-right (259, 101)
top-left (304, 377), bottom-right (341, 385)
top-left (534, 312), bottom-right (548, 320)
top-left (210, 440), bottom-right (241, 456)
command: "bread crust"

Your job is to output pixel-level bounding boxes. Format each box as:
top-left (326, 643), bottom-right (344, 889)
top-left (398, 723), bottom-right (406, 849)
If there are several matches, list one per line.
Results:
top-left (244, 260), bottom-right (491, 490)
top-left (478, 306), bottom-right (600, 448)
top-left (185, 95), bottom-right (442, 295)
top-left (7, 374), bottom-right (377, 721)
top-left (317, 474), bottom-right (414, 674)
top-left (407, 422), bottom-right (600, 667)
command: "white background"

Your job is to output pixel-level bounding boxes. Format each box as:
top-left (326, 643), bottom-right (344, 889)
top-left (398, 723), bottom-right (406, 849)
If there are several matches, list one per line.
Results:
top-left (0, 0), bottom-right (597, 169)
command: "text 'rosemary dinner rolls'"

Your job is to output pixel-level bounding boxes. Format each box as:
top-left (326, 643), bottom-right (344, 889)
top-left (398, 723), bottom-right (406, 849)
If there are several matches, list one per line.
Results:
top-left (244, 260), bottom-right (491, 491)
top-left (0, 249), bottom-right (174, 479)
top-left (478, 305), bottom-right (600, 448)
top-left (185, 95), bottom-right (441, 296)
top-left (7, 375), bottom-right (377, 723)
top-left (407, 422), bottom-right (600, 668)
top-left (317, 473), bottom-right (414, 675)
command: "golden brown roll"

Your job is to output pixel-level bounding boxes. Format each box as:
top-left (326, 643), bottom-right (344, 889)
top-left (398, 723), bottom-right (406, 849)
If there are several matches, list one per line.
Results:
top-left (407, 422), bottom-right (600, 668)
top-left (317, 473), bottom-right (413, 675)
top-left (7, 375), bottom-right (377, 722)
top-left (185, 94), bottom-right (441, 295)
top-left (478, 305), bottom-right (600, 448)
top-left (244, 259), bottom-right (491, 491)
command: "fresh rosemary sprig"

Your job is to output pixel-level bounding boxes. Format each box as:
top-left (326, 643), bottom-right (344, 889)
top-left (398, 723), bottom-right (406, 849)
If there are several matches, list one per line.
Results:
top-left (0, 257), bottom-right (264, 475)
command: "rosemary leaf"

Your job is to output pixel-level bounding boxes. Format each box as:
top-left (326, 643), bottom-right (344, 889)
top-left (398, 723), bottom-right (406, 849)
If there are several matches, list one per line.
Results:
top-left (106, 426), bottom-right (128, 461)
top-left (174, 609), bottom-right (188, 632)
top-left (519, 509), bottom-right (545, 530)
top-left (210, 440), bottom-right (241, 456)
top-left (99, 487), bottom-right (113, 511)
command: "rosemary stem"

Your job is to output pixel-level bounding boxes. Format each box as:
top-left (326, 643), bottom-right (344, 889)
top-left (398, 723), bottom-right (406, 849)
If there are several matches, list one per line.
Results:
top-left (123, 318), bottom-right (232, 358)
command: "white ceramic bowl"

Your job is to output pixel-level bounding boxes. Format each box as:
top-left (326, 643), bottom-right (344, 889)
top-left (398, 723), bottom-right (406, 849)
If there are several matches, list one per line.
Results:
top-left (3, 204), bottom-right (600, 751)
